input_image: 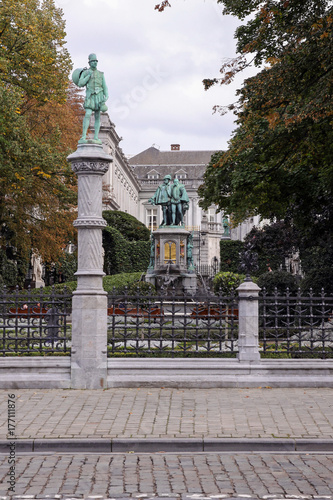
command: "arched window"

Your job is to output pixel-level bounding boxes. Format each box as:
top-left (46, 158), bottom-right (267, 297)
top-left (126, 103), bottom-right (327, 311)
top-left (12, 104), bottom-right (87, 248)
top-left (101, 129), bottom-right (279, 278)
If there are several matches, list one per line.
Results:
top-left (164, 241), bottom-right (176, 264)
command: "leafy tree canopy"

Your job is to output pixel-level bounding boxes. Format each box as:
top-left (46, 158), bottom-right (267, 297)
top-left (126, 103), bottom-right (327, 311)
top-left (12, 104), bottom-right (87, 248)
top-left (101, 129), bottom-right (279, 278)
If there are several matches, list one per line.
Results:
top-left (199, 0), bottom-right (333, 235)
top-left (244, 221), bottom-right (299, 275)
top-left (0, 0), bottom-right (82, 285)
top-left (0, 0), bottom-right (71, 106)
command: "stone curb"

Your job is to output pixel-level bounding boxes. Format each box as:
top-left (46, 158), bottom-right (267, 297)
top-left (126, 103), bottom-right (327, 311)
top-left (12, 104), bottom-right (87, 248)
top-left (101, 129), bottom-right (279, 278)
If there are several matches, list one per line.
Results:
top-left (1, 438), bottom-right (333, 453)
top-left (0, 493), bottom-right (333, 500)
top-left (0, 496), bottom-right (333, 500)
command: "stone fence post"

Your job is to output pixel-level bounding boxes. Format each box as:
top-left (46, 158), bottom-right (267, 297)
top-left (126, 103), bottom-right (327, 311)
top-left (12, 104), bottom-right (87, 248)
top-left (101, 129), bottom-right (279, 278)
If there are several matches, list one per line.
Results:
top-left (236, 279), bottom-right (261, 362)
top-left (67, 144), bottom-right (112, 389)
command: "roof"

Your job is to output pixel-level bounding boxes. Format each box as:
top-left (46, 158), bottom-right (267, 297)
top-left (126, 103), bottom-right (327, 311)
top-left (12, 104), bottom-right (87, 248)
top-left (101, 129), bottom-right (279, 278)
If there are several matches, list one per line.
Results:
top-left (129, 147), bottom-right (216, 167)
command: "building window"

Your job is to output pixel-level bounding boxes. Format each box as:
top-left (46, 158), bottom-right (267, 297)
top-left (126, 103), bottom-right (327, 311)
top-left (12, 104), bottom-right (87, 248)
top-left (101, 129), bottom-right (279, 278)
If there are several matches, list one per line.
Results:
top-left (208, 208), bottom-right (216, 223)
top-left (146, 208), bottom-right (157, 231)
top-left (147, 170), bottom-right (159, 180)
top-left (175, 171), bottom-right (187, 180)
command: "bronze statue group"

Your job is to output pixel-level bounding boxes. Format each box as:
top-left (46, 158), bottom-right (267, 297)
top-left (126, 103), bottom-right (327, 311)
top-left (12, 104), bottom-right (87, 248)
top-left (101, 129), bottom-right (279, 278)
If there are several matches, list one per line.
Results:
top-left (148, 175), bottom-right (190, 226)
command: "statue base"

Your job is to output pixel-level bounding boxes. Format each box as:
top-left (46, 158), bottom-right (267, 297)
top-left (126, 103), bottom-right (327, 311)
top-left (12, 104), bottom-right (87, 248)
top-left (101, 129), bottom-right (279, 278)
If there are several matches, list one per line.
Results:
top-left (145, 226), bottom-right (197, 295)
top-left (78, 138), bottom-right (102, 145)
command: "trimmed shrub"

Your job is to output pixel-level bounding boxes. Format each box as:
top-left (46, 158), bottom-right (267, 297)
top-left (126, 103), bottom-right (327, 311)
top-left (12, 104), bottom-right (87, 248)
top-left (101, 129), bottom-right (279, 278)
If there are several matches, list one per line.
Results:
top-left (103, 226), bottom-right (132, 275)
top-left (213, 271), bottom-right (245, 296)
top-left (103, 227), bottom-right (150, 275)
top-left (300, 267), bottom-right (333, 296)
top-left (102, 210), bottom-right (150, 241)
top-left (38, 273), bottom-right (154, 294)
top-left (129, 240), bottom-right (150, 272)
top-left (257, 270), bottom-right (299, 295)
top-left (103, 272), bottom-right (144, 293)
top-left (220, 240), bottom-right (245, 273)
top-left (127, 280), bottom-right (156, 296)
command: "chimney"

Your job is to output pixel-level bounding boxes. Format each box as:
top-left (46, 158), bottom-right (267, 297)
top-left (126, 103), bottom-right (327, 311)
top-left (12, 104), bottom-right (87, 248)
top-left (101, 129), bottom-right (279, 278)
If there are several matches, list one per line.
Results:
top-left (171, 144), bottom-right (180, 151)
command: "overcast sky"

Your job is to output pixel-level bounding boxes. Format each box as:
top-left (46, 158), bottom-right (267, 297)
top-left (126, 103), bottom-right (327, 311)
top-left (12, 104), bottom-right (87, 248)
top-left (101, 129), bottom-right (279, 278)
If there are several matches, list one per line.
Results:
top-left (56, 0), bottom-right (256, 156)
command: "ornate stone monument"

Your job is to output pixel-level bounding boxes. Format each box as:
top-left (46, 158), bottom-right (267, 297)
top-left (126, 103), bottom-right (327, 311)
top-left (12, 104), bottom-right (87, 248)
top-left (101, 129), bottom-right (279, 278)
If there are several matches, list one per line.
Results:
top-left (68, 55), bottom-right (112, 389)
top-left (145, 176), bottom-right (197, 294)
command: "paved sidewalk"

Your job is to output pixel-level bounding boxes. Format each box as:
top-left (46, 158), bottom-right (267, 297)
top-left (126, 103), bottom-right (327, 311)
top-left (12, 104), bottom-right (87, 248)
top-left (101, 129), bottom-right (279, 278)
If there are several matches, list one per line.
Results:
top-left (0, 387), bottom-right (333, 448)
top-left (1, 388), bottom-right (333, 499)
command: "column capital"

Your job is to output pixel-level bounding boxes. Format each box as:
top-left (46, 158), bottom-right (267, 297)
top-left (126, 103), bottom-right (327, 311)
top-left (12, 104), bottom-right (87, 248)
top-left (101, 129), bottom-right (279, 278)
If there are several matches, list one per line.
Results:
top-left (67, 143), bottom-right (113, 175)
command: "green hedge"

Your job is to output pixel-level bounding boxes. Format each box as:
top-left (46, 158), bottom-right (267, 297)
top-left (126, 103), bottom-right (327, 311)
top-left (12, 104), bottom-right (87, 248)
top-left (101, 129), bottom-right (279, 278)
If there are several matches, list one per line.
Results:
top-left (28, 272), bottom-right (150, 294)
top-left (300, 266), bottom-right (333, 296)
top-left (102, 210), bottom-right (150, 241)
top-left (103, 227), bottom-right (150, 275)
top-left (103, 272), bottom-right (146, 293)
top-left (103, 226), bottom-right (132, 275)
top-left (220, 240), bottom-right (245, 273)
top-left (129, 240), bottom-right (150, 272)
top-left (257, 270), bottom-right (299, 294)
top-left (213, 271), bottom-right (245, 295)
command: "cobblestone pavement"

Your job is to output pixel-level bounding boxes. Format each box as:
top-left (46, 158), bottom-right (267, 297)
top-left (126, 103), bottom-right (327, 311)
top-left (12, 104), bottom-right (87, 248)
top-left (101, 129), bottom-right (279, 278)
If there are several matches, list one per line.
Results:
top-left (1, 388), bottom-right (333, 439)
top-left (0, 453), bottom-right (333, 498)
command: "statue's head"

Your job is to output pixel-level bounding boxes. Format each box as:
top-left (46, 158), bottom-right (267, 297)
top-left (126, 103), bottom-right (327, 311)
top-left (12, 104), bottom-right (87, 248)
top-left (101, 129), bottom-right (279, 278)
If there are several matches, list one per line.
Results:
top-left (163, 175), bottom-right (171, 183)
top-left (88, 53), bottom-right (98, 68)
top-left (174, 177), bottom-right (179, 184)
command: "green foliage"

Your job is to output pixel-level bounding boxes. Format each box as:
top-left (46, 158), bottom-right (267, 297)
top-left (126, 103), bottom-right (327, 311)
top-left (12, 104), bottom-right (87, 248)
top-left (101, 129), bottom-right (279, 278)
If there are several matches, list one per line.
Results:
top-left (0, 0), bottom-right (72, 105)
top-left (32, 272), bottom-right (152, 294)
top-left (220, 240), bottom-right (244, 273)
top-left (244, 221), bottom-right (298, 276)
top-left (54, 253), bottom-right (77, 283)
top-left (127, 280), bottom-right (156, 296)
top-left (103, 224), bottom-right (150, 276)
top-left (103, 272), bottom-right (148, 293)
top-left (213, 271), bottom-right (245, 296)
top-left (200, 0), bottom-right (333, 272)
top-left (0, 0), bottom-right (80, 282)
top-left (50, 281), bottom-right (77, 293)
top-left (102, 210), bottom-right (150, 241)
top-left (0, 248), bottom-right (18, 287)
top-left (300, 267), bottom-right (333, 296)
top-left (0, 84), bottom-right (78, 267)
top-left (103, 226), bottom-right (132, 275)
top-left (129, 240), bottom-right (150, 272)
top-left (257, 271), bottom-right (299, 295)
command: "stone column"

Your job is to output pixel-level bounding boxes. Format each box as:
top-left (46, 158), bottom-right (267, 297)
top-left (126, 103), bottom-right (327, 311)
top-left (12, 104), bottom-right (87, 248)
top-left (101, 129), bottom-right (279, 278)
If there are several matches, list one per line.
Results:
top-left (236, 279), bottom-right (261, 362)
top-left (67, 144), bottom-right (112, 389)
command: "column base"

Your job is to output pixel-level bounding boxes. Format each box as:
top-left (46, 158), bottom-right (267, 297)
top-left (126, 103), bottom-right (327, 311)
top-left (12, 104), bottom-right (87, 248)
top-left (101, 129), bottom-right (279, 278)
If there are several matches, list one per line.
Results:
top-left (71, 293), bottom-right (108, 389)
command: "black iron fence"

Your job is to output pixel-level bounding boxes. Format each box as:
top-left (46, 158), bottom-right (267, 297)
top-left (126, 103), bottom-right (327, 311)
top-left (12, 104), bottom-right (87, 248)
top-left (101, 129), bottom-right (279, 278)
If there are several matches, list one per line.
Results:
top-left (195, 265), bottom-right (218, 278)
top-left (1, 284), bottom-right (333, 359)
top-left (107, 288), bottom-right (239, 357)
top-left (0, 287), bottom-right (72, 356)
top-left (259, 288), bottom-right (333, 358)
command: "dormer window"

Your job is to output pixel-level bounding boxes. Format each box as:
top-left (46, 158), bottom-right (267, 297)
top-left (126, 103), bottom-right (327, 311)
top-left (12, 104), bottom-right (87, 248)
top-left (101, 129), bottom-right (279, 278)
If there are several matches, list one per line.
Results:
top-left (175, 169), bottom-right (187, 180)
top-left (147, 169), bottom-right (159, 180)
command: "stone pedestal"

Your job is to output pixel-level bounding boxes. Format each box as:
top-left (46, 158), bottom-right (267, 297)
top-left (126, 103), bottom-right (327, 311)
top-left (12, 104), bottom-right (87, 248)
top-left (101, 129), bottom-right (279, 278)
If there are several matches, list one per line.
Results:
top-left (145, 226), bottom-right (197, 294)
top-left (236, 279), bottom-right (261, 362)
top-left (67, 144), bottom-right (112, 389)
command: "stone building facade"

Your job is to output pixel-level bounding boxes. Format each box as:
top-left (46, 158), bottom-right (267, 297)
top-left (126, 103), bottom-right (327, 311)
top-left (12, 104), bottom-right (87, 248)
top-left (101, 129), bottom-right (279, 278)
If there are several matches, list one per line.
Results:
top-left (95, 114), bottom-right (141, 215)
